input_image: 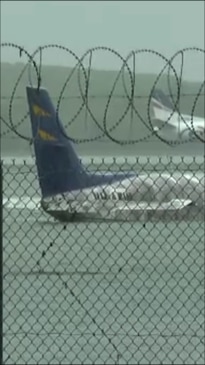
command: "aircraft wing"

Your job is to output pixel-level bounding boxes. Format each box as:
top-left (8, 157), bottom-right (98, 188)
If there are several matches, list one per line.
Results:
top-left (109, 199), bottom-right (194, 221)
top-left (110, 199), bottom-right (193, 212)
top-left (42, 198), bottom-right (193, 212)
top-left (75, 198), bottom-right (193, 219)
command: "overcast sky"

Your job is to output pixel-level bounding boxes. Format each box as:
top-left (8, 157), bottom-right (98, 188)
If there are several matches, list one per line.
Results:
top-left (1, 1), bottom-right (204, 81)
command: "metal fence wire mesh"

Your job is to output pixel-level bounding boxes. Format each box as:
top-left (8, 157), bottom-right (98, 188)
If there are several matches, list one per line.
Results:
top-left (2, 157), bottom-right (205, 365)
top-left (1, 43), bottom-right (205, 364)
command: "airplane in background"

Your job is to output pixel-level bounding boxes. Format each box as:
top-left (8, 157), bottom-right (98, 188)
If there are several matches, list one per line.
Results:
top-left (21, 86), bottom-right (204, 223)
top-left (150, 89), bottom-right (205, 142)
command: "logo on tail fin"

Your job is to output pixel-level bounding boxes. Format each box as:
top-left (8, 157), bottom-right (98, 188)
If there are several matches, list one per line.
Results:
top-left (38, 129), bottom-right (57, 141)
top-left (33, 104), bottom-right (51, 117)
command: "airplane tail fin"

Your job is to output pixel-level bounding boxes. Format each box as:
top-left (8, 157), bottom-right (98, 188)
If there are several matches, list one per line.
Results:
top-left (26, 86), bottom-right (88, 198)
top-left (26, 87), bottom-right (129, 199)
top-left (150, 89), bottom-right (173, 122)
top-left (151, 89), bottom-right (173, 110)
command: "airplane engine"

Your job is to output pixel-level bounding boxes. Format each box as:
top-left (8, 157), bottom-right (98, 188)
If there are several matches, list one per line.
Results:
top-left (126, 178), bottom-right (155, 203)
top-left (176, 175), bottom-right (205, 207)
top-left (149, 175), bottom-right (177, 202)
top-left (127, 175), bottom-right (177, 203)
top-left (194, 126), bottom-right (205, 141)
top-left (180, 126), bottom-right (205, 141)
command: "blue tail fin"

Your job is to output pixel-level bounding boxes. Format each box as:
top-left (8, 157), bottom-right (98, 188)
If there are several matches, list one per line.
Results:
top-left (26, 86), bottom-right (130, 198)
top-left (26, 86), bottom-right (90, 197)
top-left (151, 89), bottom-right (173, 110)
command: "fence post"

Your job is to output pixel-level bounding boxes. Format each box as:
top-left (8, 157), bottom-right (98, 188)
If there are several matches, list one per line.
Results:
top-left (0, 160), bottom-right (3, 365)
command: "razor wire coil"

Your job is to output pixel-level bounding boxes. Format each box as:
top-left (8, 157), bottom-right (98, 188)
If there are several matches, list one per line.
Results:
top-left (0, 43), bottom-right (204, 145)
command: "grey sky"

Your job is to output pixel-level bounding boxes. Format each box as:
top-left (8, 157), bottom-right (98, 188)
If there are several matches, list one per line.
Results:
top-left (1, 1), bottom-right (204, 81)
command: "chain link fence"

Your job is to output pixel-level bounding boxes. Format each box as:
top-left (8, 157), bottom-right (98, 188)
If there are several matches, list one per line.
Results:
top-left (1, 42), bottom-right (204, 364)
top-left (1, 156), bottom-right (204, 364)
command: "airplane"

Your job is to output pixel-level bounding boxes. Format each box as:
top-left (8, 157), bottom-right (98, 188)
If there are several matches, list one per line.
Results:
top-left (150, 89), bottom-right (205, 142)
top-left (23, 86), bottom-right (204, 223)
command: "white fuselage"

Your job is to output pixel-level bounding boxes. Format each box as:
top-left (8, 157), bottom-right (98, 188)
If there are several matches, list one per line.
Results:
top-left (42, 173), bottom-right (204, 211)
top-left (4, 173), bottom-right (203, 222)
top-left (152, 107), bottom-right (205, 142)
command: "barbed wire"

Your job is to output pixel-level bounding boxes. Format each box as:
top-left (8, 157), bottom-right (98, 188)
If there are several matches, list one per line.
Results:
top-left (2, 93), bottom-right (204, 100)
top-left (1, 43), bottom-right (204, 145)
